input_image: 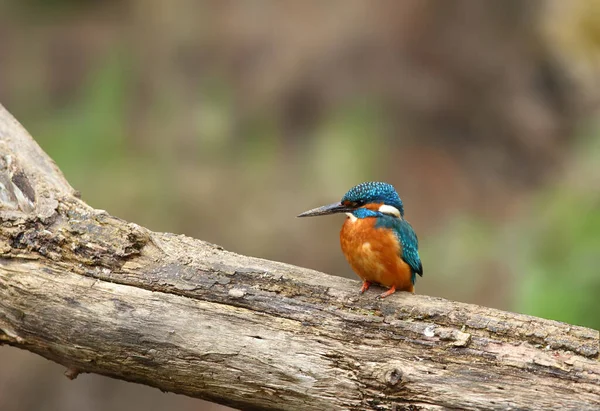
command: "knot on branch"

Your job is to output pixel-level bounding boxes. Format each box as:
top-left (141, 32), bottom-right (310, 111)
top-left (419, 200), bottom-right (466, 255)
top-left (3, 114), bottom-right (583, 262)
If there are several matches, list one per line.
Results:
top-left (372, 360), bottom-right (408, 388)
top-left (385, 367), bottom-right (404, 386)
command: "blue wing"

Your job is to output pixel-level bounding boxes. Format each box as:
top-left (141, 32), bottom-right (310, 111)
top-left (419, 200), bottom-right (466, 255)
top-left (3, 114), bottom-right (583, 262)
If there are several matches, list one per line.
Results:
top-left (395, 219), bottom-right (423, 282)
top-left (375, 215), bottom-right (423, 283)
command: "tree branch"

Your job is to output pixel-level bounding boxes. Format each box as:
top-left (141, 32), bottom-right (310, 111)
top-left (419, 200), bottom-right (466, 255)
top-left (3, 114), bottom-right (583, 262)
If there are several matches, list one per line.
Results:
top-left (0, 103), bottom-right (598, 410)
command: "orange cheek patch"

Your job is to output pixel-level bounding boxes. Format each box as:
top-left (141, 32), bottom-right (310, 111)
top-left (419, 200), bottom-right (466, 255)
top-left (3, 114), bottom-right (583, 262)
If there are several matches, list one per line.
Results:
top-left (363, 203), bottom-right (383, 211)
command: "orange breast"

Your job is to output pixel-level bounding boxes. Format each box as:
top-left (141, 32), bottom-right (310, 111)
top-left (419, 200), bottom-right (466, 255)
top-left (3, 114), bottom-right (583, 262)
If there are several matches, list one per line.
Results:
top-left (340, 216), bottom-right (414, 292)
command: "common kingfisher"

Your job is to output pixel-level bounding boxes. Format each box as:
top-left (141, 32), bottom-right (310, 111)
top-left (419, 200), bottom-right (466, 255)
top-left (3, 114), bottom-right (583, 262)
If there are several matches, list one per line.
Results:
top-left (298, 182), bottom-right (423, 298)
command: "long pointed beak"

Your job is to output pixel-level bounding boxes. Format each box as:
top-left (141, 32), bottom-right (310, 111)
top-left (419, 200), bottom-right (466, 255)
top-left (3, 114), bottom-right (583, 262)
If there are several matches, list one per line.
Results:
top-left (297, 202), bottom-right (354, 217)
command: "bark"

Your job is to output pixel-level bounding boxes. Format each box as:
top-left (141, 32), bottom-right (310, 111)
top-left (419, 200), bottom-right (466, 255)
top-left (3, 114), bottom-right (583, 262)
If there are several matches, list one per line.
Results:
top-left (0, 103), bottom-right (598, 411)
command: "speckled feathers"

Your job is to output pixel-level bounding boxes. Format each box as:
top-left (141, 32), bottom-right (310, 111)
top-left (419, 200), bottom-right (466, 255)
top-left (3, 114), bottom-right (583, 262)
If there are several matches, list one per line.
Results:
top-left (341, 182), bottom-right (404, 216)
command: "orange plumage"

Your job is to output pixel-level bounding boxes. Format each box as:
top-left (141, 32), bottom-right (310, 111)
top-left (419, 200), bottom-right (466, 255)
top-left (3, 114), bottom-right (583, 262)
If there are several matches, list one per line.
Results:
top-left (340, 214), bottom-right (414, 295)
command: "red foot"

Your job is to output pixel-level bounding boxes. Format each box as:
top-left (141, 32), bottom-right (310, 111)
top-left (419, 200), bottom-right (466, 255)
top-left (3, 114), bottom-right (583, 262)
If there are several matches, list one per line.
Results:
top-left (359, 281), bottom-right (371, 294)
top-left (378, 285), bottom-right (397, 299)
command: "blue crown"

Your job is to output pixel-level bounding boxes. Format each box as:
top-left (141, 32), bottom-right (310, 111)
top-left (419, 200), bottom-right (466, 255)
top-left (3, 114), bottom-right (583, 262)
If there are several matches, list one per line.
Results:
top-left (341, 182), bottom-right (404, 216)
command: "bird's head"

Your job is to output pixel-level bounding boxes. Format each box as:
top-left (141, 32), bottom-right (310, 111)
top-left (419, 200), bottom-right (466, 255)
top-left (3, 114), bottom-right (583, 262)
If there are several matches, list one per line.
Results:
top-left (297, 181), bottom-right (404, 219)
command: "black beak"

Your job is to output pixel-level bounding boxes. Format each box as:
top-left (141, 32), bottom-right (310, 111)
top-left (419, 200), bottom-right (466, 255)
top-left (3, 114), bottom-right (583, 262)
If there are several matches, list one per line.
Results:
top-left (297, 202), bottom-right (354, 217)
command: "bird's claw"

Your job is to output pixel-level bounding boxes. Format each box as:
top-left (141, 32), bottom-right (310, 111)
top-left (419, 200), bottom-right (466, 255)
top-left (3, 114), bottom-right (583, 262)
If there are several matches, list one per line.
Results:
top-left (378, 286), bottom-right (396, 299)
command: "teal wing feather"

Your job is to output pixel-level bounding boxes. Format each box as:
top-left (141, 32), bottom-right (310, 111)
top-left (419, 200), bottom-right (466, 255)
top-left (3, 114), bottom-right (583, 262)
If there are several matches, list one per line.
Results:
top-left (376, 215), bottom-right (423, 283)
top-left (395, 219), bottom-right (423, 282)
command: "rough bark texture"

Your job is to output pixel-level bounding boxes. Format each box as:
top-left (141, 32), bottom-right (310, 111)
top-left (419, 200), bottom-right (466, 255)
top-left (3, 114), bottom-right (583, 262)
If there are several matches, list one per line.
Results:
top-left (0, 103), bottom-right (598, 411)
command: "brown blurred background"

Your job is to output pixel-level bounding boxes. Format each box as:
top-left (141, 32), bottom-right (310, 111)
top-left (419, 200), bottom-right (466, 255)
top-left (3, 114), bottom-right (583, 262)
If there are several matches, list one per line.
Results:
top-left (1, 1), bottom-right (599, 410)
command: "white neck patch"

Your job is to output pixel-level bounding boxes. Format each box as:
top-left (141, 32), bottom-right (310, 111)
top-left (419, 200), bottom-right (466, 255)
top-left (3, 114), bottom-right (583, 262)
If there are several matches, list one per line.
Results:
top-left (346, 213), bottom-right (358, 222)
top-left (378, 204), bottom-right (401, 218)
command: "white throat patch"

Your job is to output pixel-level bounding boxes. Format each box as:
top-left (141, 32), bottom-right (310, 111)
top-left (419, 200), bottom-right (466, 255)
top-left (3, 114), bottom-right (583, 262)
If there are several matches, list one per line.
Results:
top-left (346, 213), bottom-right (358, 222)
top-left (378, 204), bottom-right (401, 218)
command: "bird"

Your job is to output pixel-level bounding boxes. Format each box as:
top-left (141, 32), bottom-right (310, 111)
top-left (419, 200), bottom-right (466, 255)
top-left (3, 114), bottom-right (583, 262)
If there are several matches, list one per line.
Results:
top-left (297, 181), bottom-right (423, 298)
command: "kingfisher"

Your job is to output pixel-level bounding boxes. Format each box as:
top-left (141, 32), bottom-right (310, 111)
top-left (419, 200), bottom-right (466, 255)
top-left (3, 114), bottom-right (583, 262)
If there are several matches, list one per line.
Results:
top-left (298, 182), bottom-right (423, 298)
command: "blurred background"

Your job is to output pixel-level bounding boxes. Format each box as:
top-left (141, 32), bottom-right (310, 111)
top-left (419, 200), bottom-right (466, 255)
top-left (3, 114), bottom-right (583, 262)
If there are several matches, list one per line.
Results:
top-left (0, 0), bottom-right (599, 410)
